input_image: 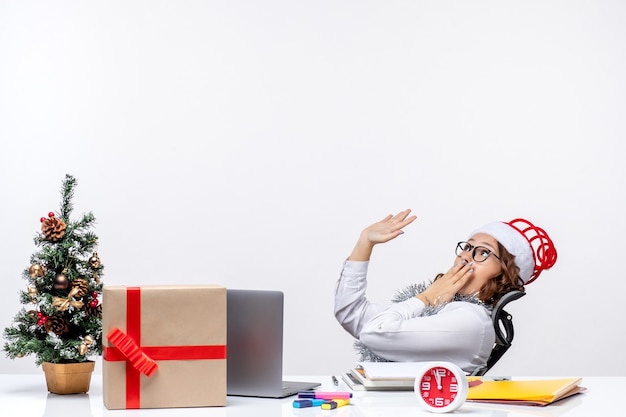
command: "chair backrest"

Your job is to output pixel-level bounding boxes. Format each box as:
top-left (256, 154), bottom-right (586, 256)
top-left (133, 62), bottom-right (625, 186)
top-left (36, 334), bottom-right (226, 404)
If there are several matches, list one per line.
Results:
top-left (470, 290), bottom-right (526, 376)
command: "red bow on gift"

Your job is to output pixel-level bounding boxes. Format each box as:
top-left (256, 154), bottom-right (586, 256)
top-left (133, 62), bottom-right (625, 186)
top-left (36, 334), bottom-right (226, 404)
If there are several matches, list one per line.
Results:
top-left (107, 327), bottom-right (159, 377)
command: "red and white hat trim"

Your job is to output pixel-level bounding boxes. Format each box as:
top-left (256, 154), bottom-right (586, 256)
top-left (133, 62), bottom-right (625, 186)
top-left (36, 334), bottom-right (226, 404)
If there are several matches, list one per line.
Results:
top-left (470, 218), bottom-right (557, 284)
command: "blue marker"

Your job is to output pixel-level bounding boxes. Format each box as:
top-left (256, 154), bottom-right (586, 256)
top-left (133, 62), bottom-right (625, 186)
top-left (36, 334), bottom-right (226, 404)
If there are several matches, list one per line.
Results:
top-left (293, 399), bottom-right (326, 408)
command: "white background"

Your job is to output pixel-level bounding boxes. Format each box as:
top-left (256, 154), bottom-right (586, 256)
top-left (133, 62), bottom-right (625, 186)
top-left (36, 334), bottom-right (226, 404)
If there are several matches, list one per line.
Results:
top-left (1, 1), bottom-right (624, 377)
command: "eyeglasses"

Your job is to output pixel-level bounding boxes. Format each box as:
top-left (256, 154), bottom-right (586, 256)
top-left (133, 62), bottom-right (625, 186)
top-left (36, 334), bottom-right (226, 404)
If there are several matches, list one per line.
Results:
top-left (455, 241), bottom-right (501, 263)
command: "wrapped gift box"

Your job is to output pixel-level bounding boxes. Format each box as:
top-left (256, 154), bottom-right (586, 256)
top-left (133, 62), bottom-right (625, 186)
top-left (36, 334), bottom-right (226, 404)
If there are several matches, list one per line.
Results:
top-left (102, 285), bottom-right (226, 409)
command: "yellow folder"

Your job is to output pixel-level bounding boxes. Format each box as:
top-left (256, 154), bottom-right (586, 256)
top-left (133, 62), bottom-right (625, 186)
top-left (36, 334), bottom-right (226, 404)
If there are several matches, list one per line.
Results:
top-left (466, 378), bottom-right (585, 406)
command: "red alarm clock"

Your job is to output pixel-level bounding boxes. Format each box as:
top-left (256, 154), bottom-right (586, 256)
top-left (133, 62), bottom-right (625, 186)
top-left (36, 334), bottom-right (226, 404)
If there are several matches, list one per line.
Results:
top-left (414, 361), bottom-right (468, 413)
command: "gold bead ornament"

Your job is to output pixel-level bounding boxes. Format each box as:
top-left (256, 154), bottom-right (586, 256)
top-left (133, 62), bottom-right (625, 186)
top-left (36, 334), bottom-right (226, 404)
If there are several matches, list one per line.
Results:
top-left (79, 335), bottom-right (94, 355)
top-left (89, 253), bottom-right (101, 268)
top-left (89, 253), bottom-right (101, 284)
top-left (29, 264), bottom-right (45, 278)
top-left (27, 286), bottom-right (38, 302)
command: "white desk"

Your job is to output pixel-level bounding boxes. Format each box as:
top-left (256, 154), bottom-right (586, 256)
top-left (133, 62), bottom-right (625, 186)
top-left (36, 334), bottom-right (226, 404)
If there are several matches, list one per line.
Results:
top-left (0, 374), bottom-right (622, 417)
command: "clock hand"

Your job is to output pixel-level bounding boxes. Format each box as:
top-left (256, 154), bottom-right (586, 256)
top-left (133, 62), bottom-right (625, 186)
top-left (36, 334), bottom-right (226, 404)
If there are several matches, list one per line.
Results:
top-left (434, 369), bottom-right (442, 390)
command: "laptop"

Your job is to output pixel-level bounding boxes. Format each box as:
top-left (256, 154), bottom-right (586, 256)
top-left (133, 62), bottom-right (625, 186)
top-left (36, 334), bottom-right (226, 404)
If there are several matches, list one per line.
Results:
top-left (226, 289), bottom-right (321, 398)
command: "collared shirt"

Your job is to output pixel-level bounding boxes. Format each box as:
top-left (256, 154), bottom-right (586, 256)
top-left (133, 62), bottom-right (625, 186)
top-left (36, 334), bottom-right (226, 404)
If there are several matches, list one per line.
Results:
top-left (334, 260), bottom-right (494, 373)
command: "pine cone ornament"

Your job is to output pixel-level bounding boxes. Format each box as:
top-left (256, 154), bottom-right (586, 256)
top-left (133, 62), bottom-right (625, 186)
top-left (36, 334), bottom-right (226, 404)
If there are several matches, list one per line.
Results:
top-left (41, 217), bottom-right (67, 242)
top-left (44, 315), bottom-right (70, 335)
top-left (72, 278), bottom-right (89, 297)
top-left (84, 303), bottom-right (102, 319)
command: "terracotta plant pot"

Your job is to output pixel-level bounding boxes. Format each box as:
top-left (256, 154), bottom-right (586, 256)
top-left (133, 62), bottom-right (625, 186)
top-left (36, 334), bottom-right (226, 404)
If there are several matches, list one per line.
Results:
top-left (42, 361), bottom-right (95, 394)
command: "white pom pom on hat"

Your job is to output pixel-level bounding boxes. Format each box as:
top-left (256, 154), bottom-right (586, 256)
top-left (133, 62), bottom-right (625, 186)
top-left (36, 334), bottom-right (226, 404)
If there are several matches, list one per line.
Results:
top-left (470, 218), bottom-right (557, 284)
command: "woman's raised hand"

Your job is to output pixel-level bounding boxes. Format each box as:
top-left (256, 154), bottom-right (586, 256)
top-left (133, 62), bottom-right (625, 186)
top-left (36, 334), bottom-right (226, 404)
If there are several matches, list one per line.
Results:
top-left (348, 209), bottom-right (417, 261)
top-left (361, 209), bottom-right (417, 244)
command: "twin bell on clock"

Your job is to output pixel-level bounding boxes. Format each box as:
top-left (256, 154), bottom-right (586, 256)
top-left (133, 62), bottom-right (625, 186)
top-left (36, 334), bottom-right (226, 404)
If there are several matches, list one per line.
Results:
top-left (414, 361), bottom-right (469, 413)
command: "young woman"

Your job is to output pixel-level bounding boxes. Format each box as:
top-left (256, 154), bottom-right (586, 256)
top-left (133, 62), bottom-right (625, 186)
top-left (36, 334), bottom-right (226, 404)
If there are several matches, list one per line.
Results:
top-left (334, 209), bottom-right (557, 373)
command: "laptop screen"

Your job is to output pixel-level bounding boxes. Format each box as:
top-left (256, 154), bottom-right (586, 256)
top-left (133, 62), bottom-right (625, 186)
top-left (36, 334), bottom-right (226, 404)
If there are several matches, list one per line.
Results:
top-left (227, 289), bottom-right (285, 396)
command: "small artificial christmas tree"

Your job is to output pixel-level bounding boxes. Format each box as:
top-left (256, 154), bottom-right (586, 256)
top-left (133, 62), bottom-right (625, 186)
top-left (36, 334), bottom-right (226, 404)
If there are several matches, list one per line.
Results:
top-left (3, 174), bottom-right (104, 367)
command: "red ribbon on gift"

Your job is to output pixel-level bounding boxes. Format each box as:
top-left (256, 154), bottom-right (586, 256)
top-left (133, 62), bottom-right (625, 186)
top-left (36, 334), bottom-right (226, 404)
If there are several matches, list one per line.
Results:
top-left (103, 287), bottom-right (227, 409)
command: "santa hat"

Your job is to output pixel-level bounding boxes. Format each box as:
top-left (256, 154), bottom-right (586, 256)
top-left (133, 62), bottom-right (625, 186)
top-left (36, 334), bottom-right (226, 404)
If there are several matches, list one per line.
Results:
top-left (470, 218), bottom-right (557, 284)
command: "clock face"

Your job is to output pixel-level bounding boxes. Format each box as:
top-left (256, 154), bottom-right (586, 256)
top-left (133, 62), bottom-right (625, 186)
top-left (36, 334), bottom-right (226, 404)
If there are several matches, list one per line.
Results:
top-left (418, 366), bottom-right (462, 409)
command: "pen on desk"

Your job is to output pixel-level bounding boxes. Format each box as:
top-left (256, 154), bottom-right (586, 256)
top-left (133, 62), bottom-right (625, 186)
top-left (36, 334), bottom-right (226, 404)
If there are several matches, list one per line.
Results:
top-left (479, 376), bottom-right (511, 382)
top-left (298, 391), bottom-right (353, 400)
top-left (332, 376), bottom-right (339, 386)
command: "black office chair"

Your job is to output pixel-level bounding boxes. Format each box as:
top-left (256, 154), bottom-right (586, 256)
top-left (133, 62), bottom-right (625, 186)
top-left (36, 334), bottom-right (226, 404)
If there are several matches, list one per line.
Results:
top-left (470, 290), bottom-right (526, 376)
